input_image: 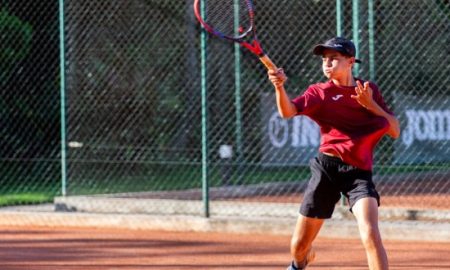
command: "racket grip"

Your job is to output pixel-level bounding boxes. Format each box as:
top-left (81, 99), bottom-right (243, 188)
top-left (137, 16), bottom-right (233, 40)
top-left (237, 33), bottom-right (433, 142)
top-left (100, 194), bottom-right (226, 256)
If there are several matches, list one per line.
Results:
top-left (259, 54), bottom-right (278, 71)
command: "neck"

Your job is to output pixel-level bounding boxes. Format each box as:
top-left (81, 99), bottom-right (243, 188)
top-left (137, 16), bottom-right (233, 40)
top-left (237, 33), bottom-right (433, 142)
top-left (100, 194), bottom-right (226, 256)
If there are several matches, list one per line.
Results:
top-left (332, 74), bottom-right (356, 87)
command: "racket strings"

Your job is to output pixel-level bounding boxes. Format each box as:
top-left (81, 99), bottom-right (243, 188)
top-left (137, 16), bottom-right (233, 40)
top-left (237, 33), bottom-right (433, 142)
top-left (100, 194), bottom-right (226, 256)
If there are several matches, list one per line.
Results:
top-left (203, 0), bottom-right (252, 39)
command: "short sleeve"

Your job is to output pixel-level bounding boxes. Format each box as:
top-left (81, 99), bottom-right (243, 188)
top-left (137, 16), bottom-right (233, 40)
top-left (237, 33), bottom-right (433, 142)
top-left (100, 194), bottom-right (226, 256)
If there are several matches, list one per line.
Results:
top-left (291, 86), bottom-right (322, 116)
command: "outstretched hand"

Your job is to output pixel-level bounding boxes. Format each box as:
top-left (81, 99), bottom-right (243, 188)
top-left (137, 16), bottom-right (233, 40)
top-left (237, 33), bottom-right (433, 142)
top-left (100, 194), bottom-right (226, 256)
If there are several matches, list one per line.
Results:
top-left (268, 68), bottom-right (287, 88)
top-left (351, 81), bottom-right (375, 110)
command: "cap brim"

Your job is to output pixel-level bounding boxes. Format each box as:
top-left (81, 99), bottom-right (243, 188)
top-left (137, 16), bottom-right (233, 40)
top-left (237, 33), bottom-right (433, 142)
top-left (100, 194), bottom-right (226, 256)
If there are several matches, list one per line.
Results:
top-left (312, 44), bottom-right (330, 56)
top-left (313, 44), bottom-right (361, 63)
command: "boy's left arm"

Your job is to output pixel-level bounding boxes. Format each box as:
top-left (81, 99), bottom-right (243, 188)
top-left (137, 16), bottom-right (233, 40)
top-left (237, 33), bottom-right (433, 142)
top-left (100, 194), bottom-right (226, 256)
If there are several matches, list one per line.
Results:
top-left (351, 81), bottom-right (401, 139)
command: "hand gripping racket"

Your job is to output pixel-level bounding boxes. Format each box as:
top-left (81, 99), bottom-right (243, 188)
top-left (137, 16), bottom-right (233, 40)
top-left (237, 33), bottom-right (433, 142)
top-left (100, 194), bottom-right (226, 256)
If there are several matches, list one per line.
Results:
top-left (193, 0), bottom-right (278, 71)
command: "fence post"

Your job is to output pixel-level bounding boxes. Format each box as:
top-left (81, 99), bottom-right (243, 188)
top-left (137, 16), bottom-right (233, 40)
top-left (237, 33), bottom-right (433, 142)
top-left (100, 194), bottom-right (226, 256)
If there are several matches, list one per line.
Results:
top-left (352, 0), bottom-right (360, 76)
top-left (368, 0), bottom-right (376, 81)
top-left (233, 0), bottom-right (244, 185)
top-left (59, 0), bottom-right (67, 196)
top-left (200, 0), bottom-right (210, 218)
top-left (336, 0), bottom-right (343, 37)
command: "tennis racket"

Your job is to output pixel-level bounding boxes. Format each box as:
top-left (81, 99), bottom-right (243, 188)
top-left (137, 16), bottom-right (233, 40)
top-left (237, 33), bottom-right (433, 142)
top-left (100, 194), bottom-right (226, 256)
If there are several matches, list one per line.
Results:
top-left (193, 0), bottom-right (278, 71)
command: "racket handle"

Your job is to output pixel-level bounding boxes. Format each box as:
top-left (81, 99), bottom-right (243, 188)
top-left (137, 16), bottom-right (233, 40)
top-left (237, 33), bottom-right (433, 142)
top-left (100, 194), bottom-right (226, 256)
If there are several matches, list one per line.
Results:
top-left (259, 54), bottom-right (278, 71)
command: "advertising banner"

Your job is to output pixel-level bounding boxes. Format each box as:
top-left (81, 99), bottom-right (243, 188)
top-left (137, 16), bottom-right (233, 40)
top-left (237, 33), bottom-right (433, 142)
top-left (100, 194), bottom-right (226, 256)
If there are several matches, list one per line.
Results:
top-left (260, 93), bottom-right (320, 166)
top-left (261, 92), bottom-right (450, 166)
top-left (394, 93), bottom-right (450, 164)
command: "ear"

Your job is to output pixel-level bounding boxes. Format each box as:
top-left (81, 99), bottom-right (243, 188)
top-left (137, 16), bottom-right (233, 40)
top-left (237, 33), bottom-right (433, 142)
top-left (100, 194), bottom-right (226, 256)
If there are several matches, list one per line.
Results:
top-left (349, 57), bottom-right (356, 65)
top-left (348, 57), bottom-right (356, 68)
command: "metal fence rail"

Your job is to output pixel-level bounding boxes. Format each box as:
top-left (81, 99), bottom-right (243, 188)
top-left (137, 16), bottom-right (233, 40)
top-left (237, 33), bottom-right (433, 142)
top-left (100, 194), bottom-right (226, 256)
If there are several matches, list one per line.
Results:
top-left (1, 0), bottom-right (449, 215)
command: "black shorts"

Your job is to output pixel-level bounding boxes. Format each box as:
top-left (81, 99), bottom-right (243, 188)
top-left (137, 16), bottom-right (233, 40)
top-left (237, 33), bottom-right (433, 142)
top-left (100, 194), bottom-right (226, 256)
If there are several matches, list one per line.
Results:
top-left (300, 153), bottom-right (380, 219)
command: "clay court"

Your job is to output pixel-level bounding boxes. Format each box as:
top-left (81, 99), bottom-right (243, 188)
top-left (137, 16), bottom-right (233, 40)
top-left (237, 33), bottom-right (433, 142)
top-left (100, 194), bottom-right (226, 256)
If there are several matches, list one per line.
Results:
top-left (1, 225), bottom-right (449, 270)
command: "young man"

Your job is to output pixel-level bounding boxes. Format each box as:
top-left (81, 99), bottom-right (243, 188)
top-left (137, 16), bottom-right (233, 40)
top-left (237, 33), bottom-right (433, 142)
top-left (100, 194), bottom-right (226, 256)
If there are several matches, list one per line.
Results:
top-left (267, 37), bottom-right (400, 270)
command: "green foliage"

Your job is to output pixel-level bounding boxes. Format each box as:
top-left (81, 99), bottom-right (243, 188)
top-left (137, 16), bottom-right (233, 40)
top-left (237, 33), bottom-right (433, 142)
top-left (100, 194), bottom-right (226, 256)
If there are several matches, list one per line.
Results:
top-left (0, 8), bottom-right (33, 83)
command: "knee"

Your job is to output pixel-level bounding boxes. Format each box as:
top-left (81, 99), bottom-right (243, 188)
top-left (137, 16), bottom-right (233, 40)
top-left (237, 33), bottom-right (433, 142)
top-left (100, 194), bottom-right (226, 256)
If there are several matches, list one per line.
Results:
top-left (359, 224), bottom-right (382, 250)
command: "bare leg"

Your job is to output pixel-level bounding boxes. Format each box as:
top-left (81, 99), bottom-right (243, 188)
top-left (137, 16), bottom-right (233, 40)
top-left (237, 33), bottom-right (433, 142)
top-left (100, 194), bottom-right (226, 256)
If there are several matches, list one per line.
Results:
top-left (352, 197), bottom-right (389, 270)
top-left (290, 214), bottom-right (324, 268)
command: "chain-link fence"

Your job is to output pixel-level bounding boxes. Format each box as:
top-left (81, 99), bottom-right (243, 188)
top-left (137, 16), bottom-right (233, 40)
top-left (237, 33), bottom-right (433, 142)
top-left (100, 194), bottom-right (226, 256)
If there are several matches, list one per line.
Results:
top-left (1, 0), bottom-right (449, 217)
top-left (1, 1), bottom-right (60, 206)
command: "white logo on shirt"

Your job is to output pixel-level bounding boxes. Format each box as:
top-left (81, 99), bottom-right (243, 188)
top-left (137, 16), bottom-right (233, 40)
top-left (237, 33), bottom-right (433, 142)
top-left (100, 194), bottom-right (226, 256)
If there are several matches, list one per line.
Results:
top-left (332, 94), bottom-right (344, 101)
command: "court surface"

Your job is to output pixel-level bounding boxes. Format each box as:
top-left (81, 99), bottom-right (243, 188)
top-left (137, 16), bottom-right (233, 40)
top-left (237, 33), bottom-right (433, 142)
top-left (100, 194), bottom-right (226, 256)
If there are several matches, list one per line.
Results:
top-left (0, 226), bottom-right (449, 270)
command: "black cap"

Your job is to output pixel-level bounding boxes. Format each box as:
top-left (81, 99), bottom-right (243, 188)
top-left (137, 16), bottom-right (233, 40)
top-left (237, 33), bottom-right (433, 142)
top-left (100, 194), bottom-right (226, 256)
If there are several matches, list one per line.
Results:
top-left (313, 37), bottom-right (361, 63)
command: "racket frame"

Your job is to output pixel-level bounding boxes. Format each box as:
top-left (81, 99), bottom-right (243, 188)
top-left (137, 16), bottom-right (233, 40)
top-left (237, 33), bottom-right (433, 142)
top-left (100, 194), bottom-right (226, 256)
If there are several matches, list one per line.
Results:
top-left (193, 0), bottom-right (277, 70)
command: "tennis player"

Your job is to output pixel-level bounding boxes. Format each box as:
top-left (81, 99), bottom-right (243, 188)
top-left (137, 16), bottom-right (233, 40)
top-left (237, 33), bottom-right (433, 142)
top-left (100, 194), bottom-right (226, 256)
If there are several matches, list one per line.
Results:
top-left (268, 37), bottom-right (400, 270)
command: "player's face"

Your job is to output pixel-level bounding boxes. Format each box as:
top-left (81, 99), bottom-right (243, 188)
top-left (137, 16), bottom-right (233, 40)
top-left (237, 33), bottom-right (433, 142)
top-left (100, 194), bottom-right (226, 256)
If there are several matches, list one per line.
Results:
top-left (321, 49), bottom-right (354, 79)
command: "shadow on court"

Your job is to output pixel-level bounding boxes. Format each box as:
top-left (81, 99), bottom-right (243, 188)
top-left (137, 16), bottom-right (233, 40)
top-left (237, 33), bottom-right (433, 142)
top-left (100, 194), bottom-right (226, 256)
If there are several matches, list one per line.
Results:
top-left (0, 226), bottom-right (449, 269)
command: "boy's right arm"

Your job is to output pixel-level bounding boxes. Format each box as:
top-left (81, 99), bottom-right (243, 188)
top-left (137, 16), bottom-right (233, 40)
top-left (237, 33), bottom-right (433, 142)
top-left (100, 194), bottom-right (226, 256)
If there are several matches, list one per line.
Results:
top-left (268, 68), bottom-right (297, 118)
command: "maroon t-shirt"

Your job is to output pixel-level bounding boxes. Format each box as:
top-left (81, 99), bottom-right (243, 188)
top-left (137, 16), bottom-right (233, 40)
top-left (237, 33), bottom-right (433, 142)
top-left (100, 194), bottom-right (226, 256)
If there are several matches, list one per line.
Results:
top-left (291, 79), bottom-right (393, 170)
